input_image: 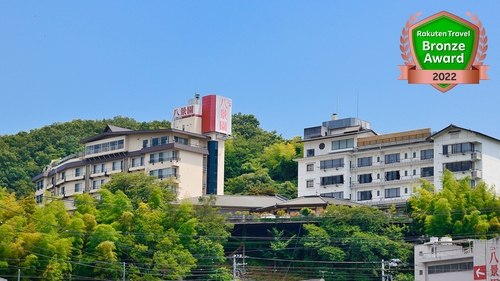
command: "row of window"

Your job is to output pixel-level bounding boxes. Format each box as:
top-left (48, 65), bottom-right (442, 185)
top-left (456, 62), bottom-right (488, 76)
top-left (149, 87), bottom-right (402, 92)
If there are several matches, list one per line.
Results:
top-left (150, 151), bottom-right (179, 164)
top-left (308, 167), bottom-right (435, 188)
top-left (85, 139), bottom-right (125, 155)
top-left (443, 142), bottom-right (474, 155)
top-left (36, 152), bottom-right (180, 192)
top-left (320, 158), bottom-right (344, 169)
top-left (427, 262), bottom-right (473, 274)
top-left (36, 182), bottom-right (86, 203)
top-left (357, 187), bottom-right (408, 201)
top-left (149, 168), bottom-right (178, 179)
top-left (358, 150), bottom-right (434, 166)
top-left (305, 184), bottom-right (408, 201)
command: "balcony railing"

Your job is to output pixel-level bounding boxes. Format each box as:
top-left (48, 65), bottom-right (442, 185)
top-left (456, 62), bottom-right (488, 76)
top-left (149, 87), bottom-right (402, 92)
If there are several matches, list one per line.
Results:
top-left (350, 176), bottom-right (434, 188)
top-left (350, 158), bottom-right (433, 171)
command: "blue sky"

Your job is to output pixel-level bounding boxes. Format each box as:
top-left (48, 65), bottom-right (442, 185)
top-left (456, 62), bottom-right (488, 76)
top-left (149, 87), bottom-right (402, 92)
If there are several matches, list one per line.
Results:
top-left (0, 1), bottom-right (498, 139)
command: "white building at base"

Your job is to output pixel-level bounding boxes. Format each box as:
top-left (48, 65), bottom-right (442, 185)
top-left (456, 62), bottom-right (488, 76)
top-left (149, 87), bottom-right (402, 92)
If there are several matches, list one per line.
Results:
top-left (295, 115), bottom-right (500, 208)
top-left (415, 237), bottom-right (500, 281)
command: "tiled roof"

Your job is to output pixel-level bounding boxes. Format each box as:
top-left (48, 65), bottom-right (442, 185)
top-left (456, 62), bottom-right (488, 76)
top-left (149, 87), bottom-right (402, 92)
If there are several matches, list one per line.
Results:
top-left (186, 195), bottom-right (287, 208)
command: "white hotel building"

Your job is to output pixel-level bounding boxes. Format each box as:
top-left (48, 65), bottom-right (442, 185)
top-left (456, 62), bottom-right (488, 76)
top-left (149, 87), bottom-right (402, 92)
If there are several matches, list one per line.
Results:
top-left (296, 115), bottom-right (500, 208)
top-left (33, 94), bottom-right (232, 209)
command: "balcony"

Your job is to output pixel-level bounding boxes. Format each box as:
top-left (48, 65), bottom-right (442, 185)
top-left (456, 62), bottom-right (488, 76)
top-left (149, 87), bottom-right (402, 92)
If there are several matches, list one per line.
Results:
top-left (350, 176), bottom-right (433, 188)
top-left (471, 151), bottom-right (482, 161)
top-left (350, 158), bottom-right (433, 171)
top-left (472, 169), bottom-right (482, 179)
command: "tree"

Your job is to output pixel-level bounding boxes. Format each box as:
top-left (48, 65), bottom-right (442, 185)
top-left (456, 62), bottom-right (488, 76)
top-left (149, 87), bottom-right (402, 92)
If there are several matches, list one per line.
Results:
top-left (408, 169), bottom-right (500, 238)
top-left (302, 204), bottom-right (413, 280)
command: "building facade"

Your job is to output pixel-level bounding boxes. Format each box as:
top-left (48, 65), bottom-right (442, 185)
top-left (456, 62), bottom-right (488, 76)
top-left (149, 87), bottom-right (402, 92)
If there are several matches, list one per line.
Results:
top-left (33, 94), bottom-right (232, 209)
top-left (295, 115), bottom-right (500, 208)
top-left (414, 237), bottom-right (474, 281)
top-left (414, 237), bottom-right (500, 281)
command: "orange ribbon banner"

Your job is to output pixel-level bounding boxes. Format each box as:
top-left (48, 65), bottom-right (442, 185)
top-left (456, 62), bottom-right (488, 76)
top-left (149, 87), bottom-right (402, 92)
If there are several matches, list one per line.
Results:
top-left (398, 65), bottom-right (489, 84)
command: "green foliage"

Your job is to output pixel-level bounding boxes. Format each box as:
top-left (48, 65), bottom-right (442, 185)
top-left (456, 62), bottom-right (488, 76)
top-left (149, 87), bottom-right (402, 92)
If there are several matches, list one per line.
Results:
top-left (301, 204), bottom-right (413, 280)
top-left (0, 172), bottom-right (233, 280)
top-left (224, 113), bottom-right (301, 199)
top-left (409, 169), bottom-right (500, 238)
top-left (0, 116), bottom-right (171, 198)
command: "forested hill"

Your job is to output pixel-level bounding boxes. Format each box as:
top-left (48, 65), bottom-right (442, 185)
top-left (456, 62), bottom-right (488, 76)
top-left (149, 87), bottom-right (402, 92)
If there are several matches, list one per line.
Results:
top-left (0, 114), bottom-right (302, 199)
top-left (0, 116), bottom-right (171, 198)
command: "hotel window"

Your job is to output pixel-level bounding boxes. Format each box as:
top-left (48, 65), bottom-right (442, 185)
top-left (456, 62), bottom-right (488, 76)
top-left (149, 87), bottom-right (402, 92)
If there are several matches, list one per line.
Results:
top-left (385, 153), bottom-right (400, 164)
top-left (444, 161), bottom-right (473, 172)
top-left (132, 157), bottom-right (145, 167)
top-left (357, 190), bottom-right (372, 201)
top-left (421, 167), bottom-right (434, 177)
top-left (357, 157), bottom-right (372, 167)
top-left (331, 138), bottom-right (354, 150)
top-left (452, 142), bottom-right (474, 154)
top-left (404, 153), bottom-right (408, 159)
top-left (443, 142), bottom-right (474, 155)
top-left (413, 152), bottom-right (416, 158)
top-left (320, 175), bottom-right (344, 185)
top-left (358, 174), bottom-right (372, 184)
top-left (150, 151), bottom-right (178, 163)
top-left (112, 161), bottom-right (123, 171)
top-left (85, 139), bottom-right (124, 155)
top-left (320, 158), bottom-right (344, 169)
top-left (61, 186), bottom-right (65, 196)
top-left (75, 167), bottom-right (82, 177)
top-left (75, 183), bottom-right (82, 193)
top-left (306, 164), bottom-right (314, 171)
top-left (330, 191), bottom-right (344, 198)
top-left (93, 179), bottom-right (105, 190)
top-left (174, 136), bottom-right (188, 145)
top-left (306, 149), bottom-right (315, 157)
top-left (385, 171), bottom-right (400, 181)
top-left (385, 187), bottom-right (400, 198)
top-left (306, 180), bottom-right (314, 188)
top-left (143, 140), bottom-right (148, 148)
top-left (61, 171), bottom-right (66, 180)
top-left (152, 136), bottom-right (169, 147)
top-left (420, 149), bottom-right (434, 160)
top-left (149, 167), bottom-right (178, 179)
top-left (93, 164), bottom-right (106, 174)
top-left (36, 180), bottom-right (44, 191)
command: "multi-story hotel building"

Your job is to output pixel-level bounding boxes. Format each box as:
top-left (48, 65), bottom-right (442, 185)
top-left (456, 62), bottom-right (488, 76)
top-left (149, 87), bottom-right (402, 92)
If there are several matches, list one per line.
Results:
top-left (296, 114), bottom-right (500, 208)
top-left (33, 94), bottom-right (232, 209)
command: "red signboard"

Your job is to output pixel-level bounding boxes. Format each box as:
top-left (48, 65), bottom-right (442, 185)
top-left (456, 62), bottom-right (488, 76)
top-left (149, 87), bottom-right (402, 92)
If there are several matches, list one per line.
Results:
top-left (475, 265), bottom-right (487, 280)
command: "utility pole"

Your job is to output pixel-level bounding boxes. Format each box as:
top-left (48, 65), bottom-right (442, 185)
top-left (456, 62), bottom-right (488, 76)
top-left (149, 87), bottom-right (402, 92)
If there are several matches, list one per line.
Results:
top-left (381, 259), bottom-right (385, 281)
top-left (232, 254), bottom-right (247, 281)
top-left (233, 255), bottom-right (237, 281)
top-left (123, 262), bottom-right (125, 281)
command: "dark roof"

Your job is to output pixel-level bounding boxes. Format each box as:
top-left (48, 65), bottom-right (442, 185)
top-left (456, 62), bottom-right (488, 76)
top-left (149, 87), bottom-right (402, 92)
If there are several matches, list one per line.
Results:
top-left (255, 196), bottom-right (363, 212)
top-left (299, 128), bottom-right (378, 143)
top-left (103, 125), bottom-right (133, 133)
top-left (429, 124), bottom-right (500, 143)
top-left (186, 195), bottom-right (287, 209)
top-left (80, 127), bottom-right (211, 144)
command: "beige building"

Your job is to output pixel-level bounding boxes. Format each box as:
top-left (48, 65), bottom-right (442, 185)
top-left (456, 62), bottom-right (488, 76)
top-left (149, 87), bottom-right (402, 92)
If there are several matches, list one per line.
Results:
top-left (33, 94), bottom-right (232, 209)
